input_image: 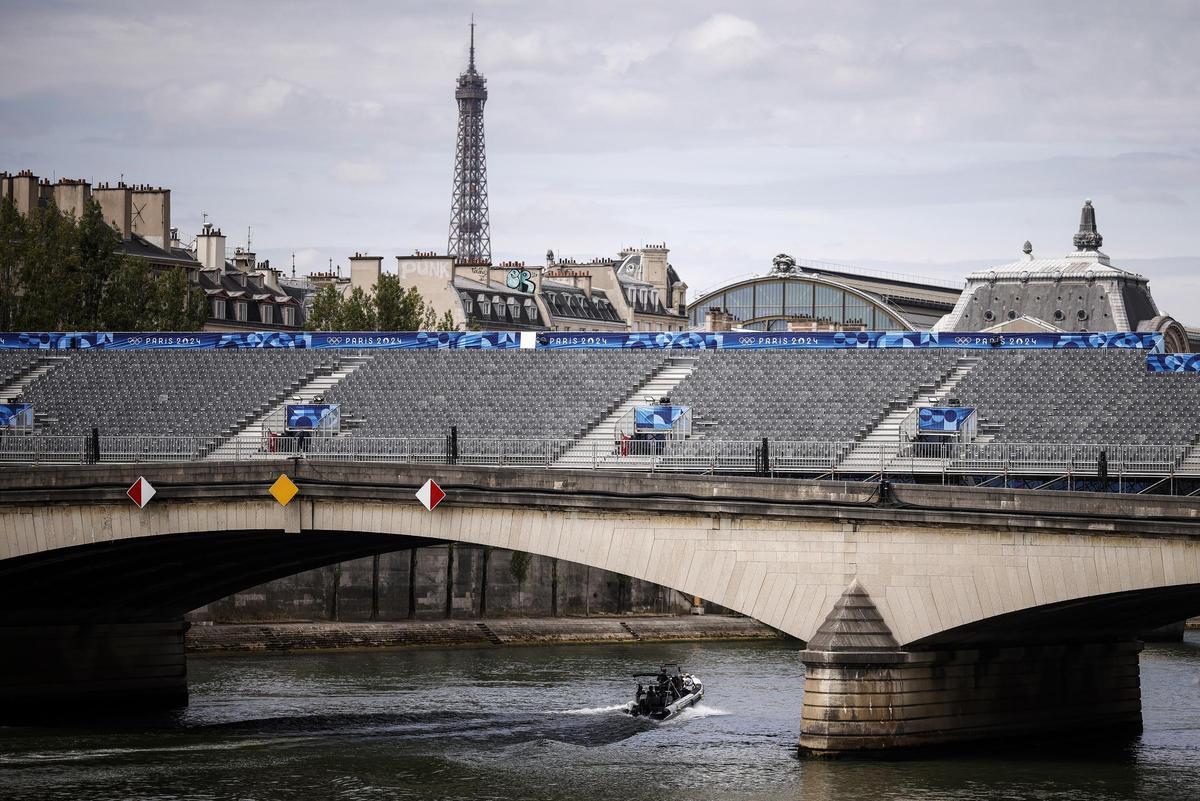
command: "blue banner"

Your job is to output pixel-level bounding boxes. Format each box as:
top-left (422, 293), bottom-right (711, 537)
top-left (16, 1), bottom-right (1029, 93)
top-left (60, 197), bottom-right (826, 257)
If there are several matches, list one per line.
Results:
top-left (634, 405), bottom-right (689, 431)
top-left (286, 404), bottom-right (340, 431)
top-left (534, 331), bottom-right (1165, 351)
top-left (309, 332), bottom-right (522, 349)
top-left (1146, 353), bottom-right (1200, 373)
top-left (0, 330), bottom-right (1168, 351)
top-left (918, 407), bottom-right (975, 432)
top-left (0, 403), bottom-right (33, 428)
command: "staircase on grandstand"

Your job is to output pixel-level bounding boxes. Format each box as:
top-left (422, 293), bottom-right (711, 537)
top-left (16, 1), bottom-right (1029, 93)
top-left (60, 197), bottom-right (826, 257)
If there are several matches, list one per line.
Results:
top-left (554, 355), bottom-right (699, 469)
top-left (1179, 435), bottom-right (1200, 479)
top-left (836, 355), bottom-right (985, 474)
top-left (0, 355), bottom-right (70, 405)
top-left (204, 355), bottom-right (373, 461)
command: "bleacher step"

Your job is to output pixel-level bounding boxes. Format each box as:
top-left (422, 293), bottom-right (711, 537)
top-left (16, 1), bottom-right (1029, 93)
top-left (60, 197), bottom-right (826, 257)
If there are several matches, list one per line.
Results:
top-left (553, 356), bottom-right (699, 469)
top-left (203, 356), bottom-right (374, 461)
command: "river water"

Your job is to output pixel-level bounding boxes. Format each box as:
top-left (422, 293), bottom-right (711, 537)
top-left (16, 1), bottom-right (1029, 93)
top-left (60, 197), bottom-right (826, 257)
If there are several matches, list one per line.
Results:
top-left (2, 633), bottom-right (1200, 800)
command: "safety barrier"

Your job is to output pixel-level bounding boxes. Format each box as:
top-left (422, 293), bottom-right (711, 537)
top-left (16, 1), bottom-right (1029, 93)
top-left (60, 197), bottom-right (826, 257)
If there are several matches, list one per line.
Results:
top-left (0, 434), bottom-right (1196, 483)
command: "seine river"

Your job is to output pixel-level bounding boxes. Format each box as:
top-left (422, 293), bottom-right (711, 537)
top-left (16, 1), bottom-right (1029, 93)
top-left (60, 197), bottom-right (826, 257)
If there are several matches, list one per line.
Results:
top-left (2, 634), bottom-right (1199, 800)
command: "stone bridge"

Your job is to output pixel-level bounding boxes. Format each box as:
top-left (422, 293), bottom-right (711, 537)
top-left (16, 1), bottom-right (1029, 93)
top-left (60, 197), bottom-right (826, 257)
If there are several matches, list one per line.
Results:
top-left (1, 461), bottom-right (1199, 755)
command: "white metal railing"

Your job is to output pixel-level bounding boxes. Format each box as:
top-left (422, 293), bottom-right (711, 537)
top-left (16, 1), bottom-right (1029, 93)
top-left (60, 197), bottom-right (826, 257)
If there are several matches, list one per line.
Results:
top-left (0, 433), bottom-right (1196, 480)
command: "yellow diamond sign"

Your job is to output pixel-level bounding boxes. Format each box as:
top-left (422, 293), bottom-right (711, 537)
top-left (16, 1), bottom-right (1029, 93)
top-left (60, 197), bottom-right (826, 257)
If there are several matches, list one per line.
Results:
top-left (269, 474), bottom-right (298, 506)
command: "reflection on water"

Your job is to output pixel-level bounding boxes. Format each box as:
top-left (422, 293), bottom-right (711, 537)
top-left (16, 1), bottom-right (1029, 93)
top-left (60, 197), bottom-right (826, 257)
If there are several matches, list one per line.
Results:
top-left (1, 634), bottom-right (1199, 800)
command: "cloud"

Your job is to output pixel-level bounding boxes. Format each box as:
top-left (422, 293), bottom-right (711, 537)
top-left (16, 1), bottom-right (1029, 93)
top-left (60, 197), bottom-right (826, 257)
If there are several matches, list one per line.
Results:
top-left (334, 160), bottom-right (386, 184)
top-left (680, 13), bottom-right (766, 68)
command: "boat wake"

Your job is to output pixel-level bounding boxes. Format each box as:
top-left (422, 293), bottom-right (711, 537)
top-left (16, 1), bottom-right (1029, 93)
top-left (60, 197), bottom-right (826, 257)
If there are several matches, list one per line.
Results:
top-left (555, 704), bottom-right (630, 716)
top-left (663, 705), bottom-right (729, 723)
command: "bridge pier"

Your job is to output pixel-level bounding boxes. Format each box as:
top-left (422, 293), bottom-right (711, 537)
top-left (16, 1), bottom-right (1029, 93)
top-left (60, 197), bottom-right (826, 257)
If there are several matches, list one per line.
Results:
top-left (0, 621), bottom-right (188, 720)
top-left (797, 583), bottom-right (1143, 756)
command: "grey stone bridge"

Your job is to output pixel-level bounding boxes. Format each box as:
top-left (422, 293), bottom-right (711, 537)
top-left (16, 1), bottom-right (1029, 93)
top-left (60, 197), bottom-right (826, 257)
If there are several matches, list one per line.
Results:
top-left (1, 461), bottom-right (1199, 755)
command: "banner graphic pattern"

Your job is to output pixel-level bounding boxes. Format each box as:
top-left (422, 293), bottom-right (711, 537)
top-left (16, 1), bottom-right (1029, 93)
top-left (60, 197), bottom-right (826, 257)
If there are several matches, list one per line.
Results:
top-left (918, 407), bottom-right (975, 432)
top-left (0, 403), bottom-right (33, 428)
top-left (1146, 354), bottom-right (1200, 373)
top-left (285, 404), bottom-right (340, 431)
top-left (0, 330), bottom-right (1167, 352)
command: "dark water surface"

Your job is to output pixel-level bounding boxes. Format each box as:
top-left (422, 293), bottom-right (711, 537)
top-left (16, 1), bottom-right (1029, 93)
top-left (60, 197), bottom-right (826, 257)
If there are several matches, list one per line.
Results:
top-left (2, 634), bottom-right (1200, 800)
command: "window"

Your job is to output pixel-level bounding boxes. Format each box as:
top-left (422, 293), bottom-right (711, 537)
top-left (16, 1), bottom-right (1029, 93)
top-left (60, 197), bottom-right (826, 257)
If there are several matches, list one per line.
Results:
top-left (282, 306), bottom-right (296, 327)
top-left (814, 285), bottom-right (843, 323)
top-left (235, 301), bottom-right (248, 322)
top-left (755, 281), bottom-right (784, 317)
top-left (844, 295), bottom-right (871, 328)
top-left (261, 303), bottom-right (274, 325)
top-left (873, 309), bottom-right (900, 329)
top-left (212, 298), bottom-right (226, 319)
top-left (525, 299), bottom-right (538, 322)
top-left (785, 282), bottom-right (812, 317)
top-left (725, 285), bottom-right (753, 320)
top-left (507, 297), bottom-right (520, 321)
top-left (476, 294), bottom-right (488, 317)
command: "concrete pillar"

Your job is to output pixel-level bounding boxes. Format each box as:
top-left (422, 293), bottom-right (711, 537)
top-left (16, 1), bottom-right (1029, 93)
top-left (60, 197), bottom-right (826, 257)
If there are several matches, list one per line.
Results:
top-left (0, 621), bottom-right (188, 721)
top-left (797, 582), bottom-right (1142, 756)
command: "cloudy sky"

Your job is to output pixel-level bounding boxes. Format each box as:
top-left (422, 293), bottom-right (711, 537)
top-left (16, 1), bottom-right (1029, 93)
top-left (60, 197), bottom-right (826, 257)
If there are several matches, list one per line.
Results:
top-left (2, 0), bottom-right (1198, 322)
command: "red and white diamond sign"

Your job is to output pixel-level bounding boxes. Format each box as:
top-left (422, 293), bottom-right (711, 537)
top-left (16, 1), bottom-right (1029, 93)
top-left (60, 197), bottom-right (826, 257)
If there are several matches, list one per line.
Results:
top-left (415, 479), bottom-right (445, 511)
top-left (127, 476), bottom-right (156, 509)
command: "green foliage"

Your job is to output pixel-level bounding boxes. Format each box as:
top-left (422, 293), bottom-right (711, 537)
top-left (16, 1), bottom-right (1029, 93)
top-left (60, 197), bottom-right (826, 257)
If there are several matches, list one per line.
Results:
top-left (75, 199), bottom-right (121, 328)
top-left (339, 286), bottom-right (378, 330)
top-left (302, 275), bottom-right (458, 332)
top-left (1, 198), bottom-right (199, 332)
top-left (99, 259), bottom-right (152, 331)
top-left (509, 551), bottom-right (532, 585)
top-left (0, 197), bottom-right (24, 331)
top-left (17, 201), bottom-right (78, 329)
top-left (306, 284), bottom-right (344, 331)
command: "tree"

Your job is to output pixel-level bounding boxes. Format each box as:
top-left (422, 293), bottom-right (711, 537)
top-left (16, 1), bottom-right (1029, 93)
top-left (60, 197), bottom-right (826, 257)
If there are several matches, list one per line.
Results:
top-left (0, 197), bottom-right (24, 331)
top-left (17, 201), bottom-right (77, 329)
top-left (435, 310), bottom-right (458, 331)
top-left (340, 286), bottom-right (377, 330)
top-left (75, 199), bottom-right (122, 329)
top-left (373, 274), bottom-right (405, 329)
top-left (99, 259), bottom-right (153, 331)
top-left (145, 268), bottom-right (199, 331)
top-left (306, 284), bottom-right (344, 331)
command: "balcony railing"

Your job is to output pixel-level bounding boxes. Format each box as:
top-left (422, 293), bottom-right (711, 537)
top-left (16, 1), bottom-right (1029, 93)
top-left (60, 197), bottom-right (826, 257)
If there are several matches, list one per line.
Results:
top-left (0, 433), bottom-right (1196, 485)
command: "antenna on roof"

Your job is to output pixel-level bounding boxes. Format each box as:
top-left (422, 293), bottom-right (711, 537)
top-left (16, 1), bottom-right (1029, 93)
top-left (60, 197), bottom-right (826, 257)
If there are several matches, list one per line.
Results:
top-left (247, 225), bottom-right (253, 253)
top-left (291, 252), bottom-right (296, 278)
top-left (469, 14), bottom-right (476, 70)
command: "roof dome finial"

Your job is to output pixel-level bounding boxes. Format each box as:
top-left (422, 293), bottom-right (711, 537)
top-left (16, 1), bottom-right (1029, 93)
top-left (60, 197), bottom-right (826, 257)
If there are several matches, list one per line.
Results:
top-left (1022, 240), bottom-right (1033, 255)
top-left (1073, 198), bottom-right (1103, 251)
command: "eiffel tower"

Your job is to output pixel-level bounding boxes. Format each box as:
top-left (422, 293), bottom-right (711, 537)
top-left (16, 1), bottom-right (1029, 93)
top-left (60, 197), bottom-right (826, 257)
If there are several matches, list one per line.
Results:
top-left (447, 19), bottom-right (491, 263)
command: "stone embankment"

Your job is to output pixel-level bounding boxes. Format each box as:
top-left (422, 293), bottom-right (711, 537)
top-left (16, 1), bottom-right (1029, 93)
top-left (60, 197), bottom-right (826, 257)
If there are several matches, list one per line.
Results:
top-left (186, 615), bottom-right (783, 654)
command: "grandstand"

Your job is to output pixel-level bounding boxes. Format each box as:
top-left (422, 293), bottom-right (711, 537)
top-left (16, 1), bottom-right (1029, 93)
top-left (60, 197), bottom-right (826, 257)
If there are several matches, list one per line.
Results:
top-left (0, 343), bottom-right (1198, 489)
top-left (10, 351), bottom-right (334, 444)
top-left (324, 351), bottom-right (665, 439)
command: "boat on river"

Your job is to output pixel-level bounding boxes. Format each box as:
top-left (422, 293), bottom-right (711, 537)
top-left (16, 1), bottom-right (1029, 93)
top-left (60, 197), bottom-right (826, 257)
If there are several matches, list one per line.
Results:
top-left (623, 663), bottom-right (703, 721)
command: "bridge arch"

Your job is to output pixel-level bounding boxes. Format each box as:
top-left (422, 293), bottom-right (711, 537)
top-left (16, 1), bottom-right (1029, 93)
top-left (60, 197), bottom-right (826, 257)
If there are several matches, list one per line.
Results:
top-left (4, 462), bottom-right (1200, 752)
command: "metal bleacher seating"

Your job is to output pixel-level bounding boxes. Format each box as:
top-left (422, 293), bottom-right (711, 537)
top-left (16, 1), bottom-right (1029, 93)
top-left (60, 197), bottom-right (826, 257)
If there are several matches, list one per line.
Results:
top-left (18, 350), bottom-right (333, 438)
top-left (4, 347), bottom-right (1197, 452)
top-left (953, 349), bottom-right (1200, 446)
top-left (324, 350), bottom-right (666, 439)
top-left (670, 350), bottom-right (962, 441)
top-left (0, 352), bottom-right (40, 389)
